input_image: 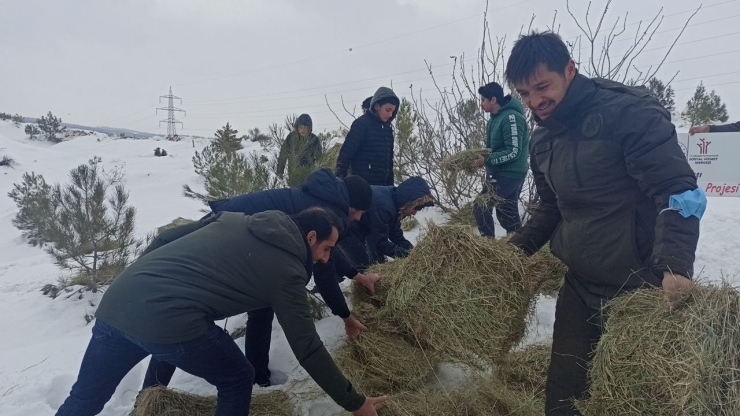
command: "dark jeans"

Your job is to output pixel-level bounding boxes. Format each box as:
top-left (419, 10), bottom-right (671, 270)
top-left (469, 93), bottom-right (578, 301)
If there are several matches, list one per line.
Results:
top-left (545, 275), bottom-right (604, 415)
top-left (473, 175), bottom-right (524, 237)
top-left (144, 308), bottom-right (275, 388)
top-left (58, 319), bottom-right (254, 416)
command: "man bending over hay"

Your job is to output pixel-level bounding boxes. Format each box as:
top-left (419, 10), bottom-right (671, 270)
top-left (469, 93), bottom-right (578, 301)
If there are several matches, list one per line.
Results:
top-left (55, 209), bottom-right (386, 416)
top-left (145, 169), bottom-right (378, 389)
top-left (340, 176), bottom-right (435, 269)
top-left (505, 32), bottom-right (704, 415)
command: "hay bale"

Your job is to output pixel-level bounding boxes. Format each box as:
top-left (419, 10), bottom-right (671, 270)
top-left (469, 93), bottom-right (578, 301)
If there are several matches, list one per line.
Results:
top-left (446, 203), bottom-right (476, 228)
top-left (440, 148), bottom-right (492, 175)
top-left (131, 386), bottom-right (292, 416)
top-left (577, 284), bottom-right (740, 416)
top-left (156, 217), bottom-right (195, 235)
top-left (335, 303), bottom-right (441, 396)
top-left (400, 216), bottom-right (419, 231)
top-left (367, 224), bottom-right (550, 366)
top-left (499, 342), bottom-right (551, 394)
top-left (377, 377), bottom-right (543, 416)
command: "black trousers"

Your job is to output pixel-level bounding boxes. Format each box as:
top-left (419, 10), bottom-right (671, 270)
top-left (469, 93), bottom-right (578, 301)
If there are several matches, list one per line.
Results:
top-left (545, 275), bottom-right (604, 415)
top-left (473, 175), bottom-right (524, 237)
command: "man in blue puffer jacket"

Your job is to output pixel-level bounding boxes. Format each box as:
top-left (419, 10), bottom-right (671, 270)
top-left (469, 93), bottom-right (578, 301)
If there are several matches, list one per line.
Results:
top-left (341, 177), bottom-right (435, 268)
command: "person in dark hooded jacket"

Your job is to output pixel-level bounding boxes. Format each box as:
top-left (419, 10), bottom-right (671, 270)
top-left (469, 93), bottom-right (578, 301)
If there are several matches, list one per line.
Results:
top-left (336, 87), bottom-right (399, 186)
top-left (277, 113), bottom-right (323, 186)
top-left (342, 177), bottom-right (435, 267)
top-left (141, 169), bottom-right (380, 388)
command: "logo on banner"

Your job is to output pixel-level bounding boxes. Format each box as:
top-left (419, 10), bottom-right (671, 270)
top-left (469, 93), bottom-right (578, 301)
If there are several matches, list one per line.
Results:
top-left (688, 137), bottom-right (719, 165)
top-left (697, 138), bottom-right (712, 155)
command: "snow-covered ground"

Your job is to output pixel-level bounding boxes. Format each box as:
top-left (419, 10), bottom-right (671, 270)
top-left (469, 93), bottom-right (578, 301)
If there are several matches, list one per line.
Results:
top-left (0, 120), bottom-right (738, 415)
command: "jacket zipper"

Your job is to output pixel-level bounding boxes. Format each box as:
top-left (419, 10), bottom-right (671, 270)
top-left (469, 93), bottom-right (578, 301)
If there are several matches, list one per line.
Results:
top-left (572, 140), bottom-right (584, 188)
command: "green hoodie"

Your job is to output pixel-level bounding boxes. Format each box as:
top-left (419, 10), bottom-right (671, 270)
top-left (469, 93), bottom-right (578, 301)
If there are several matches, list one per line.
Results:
top-left (485, 96), bottom-right (530, 179)
top-left (95, 211), bottom-right (365, 412)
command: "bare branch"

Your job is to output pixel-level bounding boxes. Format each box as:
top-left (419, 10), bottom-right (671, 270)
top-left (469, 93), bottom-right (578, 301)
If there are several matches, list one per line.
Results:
top-left (324, 95), bottom-right (350, 130)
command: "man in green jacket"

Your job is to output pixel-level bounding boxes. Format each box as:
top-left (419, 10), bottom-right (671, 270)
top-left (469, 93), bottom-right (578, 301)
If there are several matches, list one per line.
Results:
top-left (55, 208), bottom-right (386, 416)
top-left (277, 113), bottom-right (323, 186)
top-left (473, 82), bottom-right (530, 237)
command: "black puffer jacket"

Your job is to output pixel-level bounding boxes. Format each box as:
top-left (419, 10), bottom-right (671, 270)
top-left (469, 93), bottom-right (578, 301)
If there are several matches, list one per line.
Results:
top-left (206, 168), bottom-right (355, 318)
top-left (510, 74), bottom-right (700, 297)
top-left (335, 87), bottom-right (399, 186)
top-left (363, 177), bottom-right (433, 262)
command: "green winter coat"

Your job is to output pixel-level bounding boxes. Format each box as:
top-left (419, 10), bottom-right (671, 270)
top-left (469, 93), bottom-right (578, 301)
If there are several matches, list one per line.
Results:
top-left (485, 96), bottom-right (530, 179)
top-left (277, 131), bottom-right (323, 186)
top-left (95, 211), bottom-right (365, 412)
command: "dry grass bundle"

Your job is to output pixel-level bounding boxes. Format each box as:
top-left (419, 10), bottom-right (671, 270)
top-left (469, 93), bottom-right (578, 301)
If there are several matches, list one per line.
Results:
top-left (400, 216), bottom-right (419, 231)
top-left (499, 343), bottom-right (551, 394)
top-left (335, 303), bottom-right (441, 396)
top-left (156, 217), bottom-right (195, 235)
top-left (377, 377), bottom-right (543, 416)
top-left (366, 224), bottom-right (552, 366)
top-left (577, 284), bottom-right (740, 416)
top-left (440, 148), bottom-right (492, 175)
top-left (130, 386), bottom-right (292, 416)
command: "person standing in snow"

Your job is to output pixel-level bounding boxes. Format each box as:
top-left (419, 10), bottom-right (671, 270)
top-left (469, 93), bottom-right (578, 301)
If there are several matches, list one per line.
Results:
top-left (504, 32), bottom-right (702, 415)
top-left (336, 87), bottom-right (400, 186)
top-left (341, 177), bottom-right (435, 268)
top-left (472, 82), bottom-right (530, 237)
top-left (276, 113), bottom-right (323, 187)
top-left (56, 208), bottom-right (387, 416)
top-left (361, 96), bottom-right (372, 115)
top-left (689, 120), bottom-right (740, 134)
top-left (141, 169), bottom-right (379, 388)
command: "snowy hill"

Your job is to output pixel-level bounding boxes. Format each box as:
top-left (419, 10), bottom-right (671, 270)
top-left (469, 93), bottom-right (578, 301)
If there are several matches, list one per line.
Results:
top-left (0, 119), bottom-right (738, 415)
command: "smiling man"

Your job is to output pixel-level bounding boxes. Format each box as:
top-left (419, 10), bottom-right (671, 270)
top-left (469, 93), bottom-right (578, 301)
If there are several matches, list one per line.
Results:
top-left (505, 32), bottom-right (704, 415)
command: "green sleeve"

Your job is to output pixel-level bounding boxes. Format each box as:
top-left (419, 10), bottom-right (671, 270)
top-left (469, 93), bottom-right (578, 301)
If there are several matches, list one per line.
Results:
top-left (269, 272), bottom-right (365, 412)
top-left (276, 134), bottom-right (293, 175)
top-left (487, 112), bottom-right (526, 167)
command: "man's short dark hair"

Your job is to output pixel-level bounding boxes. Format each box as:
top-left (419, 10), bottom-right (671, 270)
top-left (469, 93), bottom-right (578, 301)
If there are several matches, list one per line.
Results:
top-left (505, 31), bottom-right (572, 86)
top-left (292, 207), bottom-right (343, 242)
top-left (478, 82), bottom-right (505, 103)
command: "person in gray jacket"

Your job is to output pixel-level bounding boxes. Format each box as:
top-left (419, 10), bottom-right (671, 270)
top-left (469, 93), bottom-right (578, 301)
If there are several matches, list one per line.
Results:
top-left (55, 208), bottom-right (386, 416)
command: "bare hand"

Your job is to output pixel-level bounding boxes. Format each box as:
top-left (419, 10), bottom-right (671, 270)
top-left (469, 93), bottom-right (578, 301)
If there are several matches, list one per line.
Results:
top-left (473, 154), bottom-right (485, 168)
top-left (352, 396), bottom-right (388, 416)
top-left (354, 272), bottom-right (383, 295)
top-left (344, 315), bottom-right (368, 340)
top-left (662, 271), bottom-right (693, 301)
top-left (689, 125), bottom-right (710, 135)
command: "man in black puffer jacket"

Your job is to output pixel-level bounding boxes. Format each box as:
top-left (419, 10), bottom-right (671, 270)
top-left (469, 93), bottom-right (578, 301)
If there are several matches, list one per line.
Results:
top-left (341, 177), bottom-right (435, 268)
top-left (141, 169), bottom-right (380, 388)
top-left (336, 87), bottom-right (399, 186)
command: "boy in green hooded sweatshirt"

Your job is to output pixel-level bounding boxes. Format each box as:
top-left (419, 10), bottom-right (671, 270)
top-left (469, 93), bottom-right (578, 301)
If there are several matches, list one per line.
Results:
top-left (473, 82), bottom-right (530, 237)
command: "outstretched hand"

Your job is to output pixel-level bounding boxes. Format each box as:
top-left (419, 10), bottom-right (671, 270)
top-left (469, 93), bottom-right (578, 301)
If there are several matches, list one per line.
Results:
top-left (473, 154), bottom-right (485, 168)
top-left (352, 396), bottom-right (388, 416)
top-left (344, 315), bottom-right (368, 341)
top-left (662, 271), bottom-right (693, 302)
top-left (688, 125), bottom-right (710, 135)
top-left (354, 272), bottom-right (383, 295)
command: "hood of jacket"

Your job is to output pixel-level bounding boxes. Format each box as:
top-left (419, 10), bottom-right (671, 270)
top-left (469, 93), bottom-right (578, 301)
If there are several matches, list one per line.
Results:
top-left (492, 95), bottom-right (525, 121)
top-left (369, 87), bottom-right (400, 123)
top-left (300, 168), bottom-right (351, 214)
top-left (246, 210), bottom-right (308, 265)
top-left (394, 177), bottom-right (434, 210)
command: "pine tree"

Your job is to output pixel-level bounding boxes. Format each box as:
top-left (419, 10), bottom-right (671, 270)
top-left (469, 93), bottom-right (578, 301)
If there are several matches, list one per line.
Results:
top-left (213, 122), bottom-right (242, 152)
top-left (394, 98), bottom-right (419, 183)
top-left (43, 157), bottom-right (139, 292)
top-left (645, 78), bottom-right (676, 114)
top-left (37, 111), bottom-right (65, 143)
top-left (183, 144), bottom-right (279, 207)
top-left (681, 82), bottom-right (729, 127)
top-left (8, 172), bottom-right (55, 246)
top-left (24, 124), bottom-right (40, 140)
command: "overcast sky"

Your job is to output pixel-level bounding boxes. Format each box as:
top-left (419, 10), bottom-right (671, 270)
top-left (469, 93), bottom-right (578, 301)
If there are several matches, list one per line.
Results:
top-left (1, 0), bottom-right (736, 136)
